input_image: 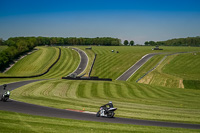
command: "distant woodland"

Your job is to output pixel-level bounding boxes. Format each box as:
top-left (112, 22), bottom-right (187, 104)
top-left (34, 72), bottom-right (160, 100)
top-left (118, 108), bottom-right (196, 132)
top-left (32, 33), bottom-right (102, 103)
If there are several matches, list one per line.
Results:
top-left (145, 36), bottom-right (200, 46)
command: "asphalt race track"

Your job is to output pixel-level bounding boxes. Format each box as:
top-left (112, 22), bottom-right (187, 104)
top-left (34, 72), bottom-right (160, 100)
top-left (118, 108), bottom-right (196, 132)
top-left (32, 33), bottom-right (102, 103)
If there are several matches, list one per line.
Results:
top-left (71, 48), bottom-right (88, 75)
top-left (117, 53), bottom-right (158, 81)
top-left (0, 49), bottom-right (200, 129)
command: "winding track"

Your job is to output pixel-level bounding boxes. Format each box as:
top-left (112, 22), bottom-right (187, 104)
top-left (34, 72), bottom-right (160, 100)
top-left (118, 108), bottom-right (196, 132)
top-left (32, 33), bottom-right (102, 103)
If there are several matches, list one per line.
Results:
top-left (70, 48), bottom-right (88, 75)
top-left (0, 49), bottom-right (200, 129)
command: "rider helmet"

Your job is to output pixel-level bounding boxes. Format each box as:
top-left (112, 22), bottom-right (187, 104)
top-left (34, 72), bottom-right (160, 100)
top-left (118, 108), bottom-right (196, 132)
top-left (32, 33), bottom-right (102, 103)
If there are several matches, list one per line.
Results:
top-left (109, 101), bottom-right (112, 104)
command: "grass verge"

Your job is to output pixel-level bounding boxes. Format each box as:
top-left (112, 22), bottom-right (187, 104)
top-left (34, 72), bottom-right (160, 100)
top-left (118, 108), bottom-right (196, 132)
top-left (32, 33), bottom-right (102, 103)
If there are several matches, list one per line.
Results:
top-left (0, 110), bottom-right (199, 133)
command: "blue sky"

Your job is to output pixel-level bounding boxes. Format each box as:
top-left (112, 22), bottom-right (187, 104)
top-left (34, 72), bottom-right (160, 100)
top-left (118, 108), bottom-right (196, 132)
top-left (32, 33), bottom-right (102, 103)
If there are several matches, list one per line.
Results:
top-left (0, 0), bottom-right (200, 44)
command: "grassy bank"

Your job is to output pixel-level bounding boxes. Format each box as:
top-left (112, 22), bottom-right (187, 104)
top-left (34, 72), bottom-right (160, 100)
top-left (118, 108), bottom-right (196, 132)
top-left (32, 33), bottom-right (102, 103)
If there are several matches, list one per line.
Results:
top-left (0, 110), bottom-right (199, 133)
top-left (139, 52), bottom-right (200, 89)
top-left (3, 47), bottom-right (59, 76)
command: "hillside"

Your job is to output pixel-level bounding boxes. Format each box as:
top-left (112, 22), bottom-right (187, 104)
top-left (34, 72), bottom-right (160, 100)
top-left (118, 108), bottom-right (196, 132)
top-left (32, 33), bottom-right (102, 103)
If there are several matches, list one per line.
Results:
top-left (88, 46), bottom-right (200, 80)
top-left (138, 52), bottom-right (200, 89)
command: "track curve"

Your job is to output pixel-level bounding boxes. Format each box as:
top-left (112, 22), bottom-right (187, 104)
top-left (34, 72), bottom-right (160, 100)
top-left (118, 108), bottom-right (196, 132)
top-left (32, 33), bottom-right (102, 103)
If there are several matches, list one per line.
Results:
top-left (70, 48), bottom-right (88, 75)
top-left (1, 81), bottom-right (200, 129)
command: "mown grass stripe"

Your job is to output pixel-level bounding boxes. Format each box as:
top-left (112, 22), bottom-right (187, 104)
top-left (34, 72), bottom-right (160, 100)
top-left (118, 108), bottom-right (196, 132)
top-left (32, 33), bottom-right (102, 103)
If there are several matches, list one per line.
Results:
top-left (39, 47), bottom-right (80, 78)
top-left (90, 82), bottom-right (98, 98)
top-left (103, 82), bottom-right (113, 98)
top-left (124, 83), bottom-right (140, 98)
top-left (114, 83), bottom-right (126, 98)
top-left (77, 82), bottom-right (86, 98)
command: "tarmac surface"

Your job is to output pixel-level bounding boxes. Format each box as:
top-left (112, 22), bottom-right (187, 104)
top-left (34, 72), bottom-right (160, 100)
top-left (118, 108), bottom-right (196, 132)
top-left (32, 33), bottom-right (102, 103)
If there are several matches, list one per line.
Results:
top-left (0, 49), bottom-right (200, 129)
top-left (117, 53), bottom-right (158, 81)
top-left (71, 48), bottom-right (88, 75)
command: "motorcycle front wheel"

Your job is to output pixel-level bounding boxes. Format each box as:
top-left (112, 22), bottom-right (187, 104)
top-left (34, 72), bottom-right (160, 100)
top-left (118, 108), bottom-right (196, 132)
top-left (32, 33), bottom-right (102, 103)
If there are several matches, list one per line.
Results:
top-left (3, 97), bottom-right (8, 102)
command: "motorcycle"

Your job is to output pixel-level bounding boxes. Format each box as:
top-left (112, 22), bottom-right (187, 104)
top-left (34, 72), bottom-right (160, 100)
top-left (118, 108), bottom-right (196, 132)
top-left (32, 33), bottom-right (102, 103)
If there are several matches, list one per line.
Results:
top-left (0, 91), bottom-right (10, 102)
top-left (96, 106), bottom-right (117, 118)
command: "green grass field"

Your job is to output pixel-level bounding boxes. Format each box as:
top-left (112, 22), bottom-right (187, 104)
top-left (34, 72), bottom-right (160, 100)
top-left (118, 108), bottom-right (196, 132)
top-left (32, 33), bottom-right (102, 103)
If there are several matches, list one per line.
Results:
top-left (10, 79), bottom-right (200, 124)
top-left (139, 52), bottom-right (200, 89)
top-left (91, 46), bottom-right (153, 79)
top-left (162, 52), bottom-right (200, 80)
top-left (1, 110), bottom-right (198, 133)
top-left (1, 46), bottom-right (200, 132)
top-left (89, 46), bottom-right (200, 80)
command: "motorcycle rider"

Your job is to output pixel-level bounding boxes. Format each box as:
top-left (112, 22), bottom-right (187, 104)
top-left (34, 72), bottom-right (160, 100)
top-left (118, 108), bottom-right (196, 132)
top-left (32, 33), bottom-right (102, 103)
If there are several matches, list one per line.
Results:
top-left (105, 101), bottom-right (113, 108)
top-left (1, 84), bottom-right (9, 101)
top-left (102, 101), bottom-right (114, 114)
top-left (97, 101), bottom-right (117, 117)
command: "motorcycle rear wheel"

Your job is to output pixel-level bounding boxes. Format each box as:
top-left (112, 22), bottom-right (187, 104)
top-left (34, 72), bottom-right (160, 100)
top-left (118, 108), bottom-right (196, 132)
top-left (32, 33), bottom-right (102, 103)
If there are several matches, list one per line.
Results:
top-left (96, 111), bottom-right (100, 117)
top-left (108, 112), bottom-right (114, 118)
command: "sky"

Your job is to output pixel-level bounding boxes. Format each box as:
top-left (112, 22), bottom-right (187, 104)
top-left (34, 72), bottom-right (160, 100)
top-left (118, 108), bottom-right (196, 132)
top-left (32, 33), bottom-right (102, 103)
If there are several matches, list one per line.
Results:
top-left (0, 0), bottom-right (200, 44)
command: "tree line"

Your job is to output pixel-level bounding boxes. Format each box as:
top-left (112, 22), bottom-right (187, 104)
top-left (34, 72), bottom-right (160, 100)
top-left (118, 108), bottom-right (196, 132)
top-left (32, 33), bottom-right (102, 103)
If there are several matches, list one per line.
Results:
top-left (33, 37), bottom-right (121, 46)
top-left (0, 36), bottom-right (122, 71)
top-left (145, 36), bottom-right (200, 46)
top-left (1, 37), bottom-right (122, 47)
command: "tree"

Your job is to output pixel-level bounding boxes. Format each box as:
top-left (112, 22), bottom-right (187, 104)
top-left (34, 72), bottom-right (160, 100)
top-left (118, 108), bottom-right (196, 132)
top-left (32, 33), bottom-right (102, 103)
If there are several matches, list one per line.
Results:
top-left (130, 40), bottom-right (134, 46)
top-left (124, 40), bottom-right (129, 46)
top-left (144, 41), bottom-right (149, 46)
top-left (149, 41), bottom-right (156, 46)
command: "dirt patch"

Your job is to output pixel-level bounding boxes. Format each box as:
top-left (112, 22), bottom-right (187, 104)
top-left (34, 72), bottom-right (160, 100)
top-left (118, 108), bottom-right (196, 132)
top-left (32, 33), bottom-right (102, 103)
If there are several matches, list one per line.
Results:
top-left (179, 80), bottom-right (184, 88)
top-left (139, 75), bottom-right (153, 84)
